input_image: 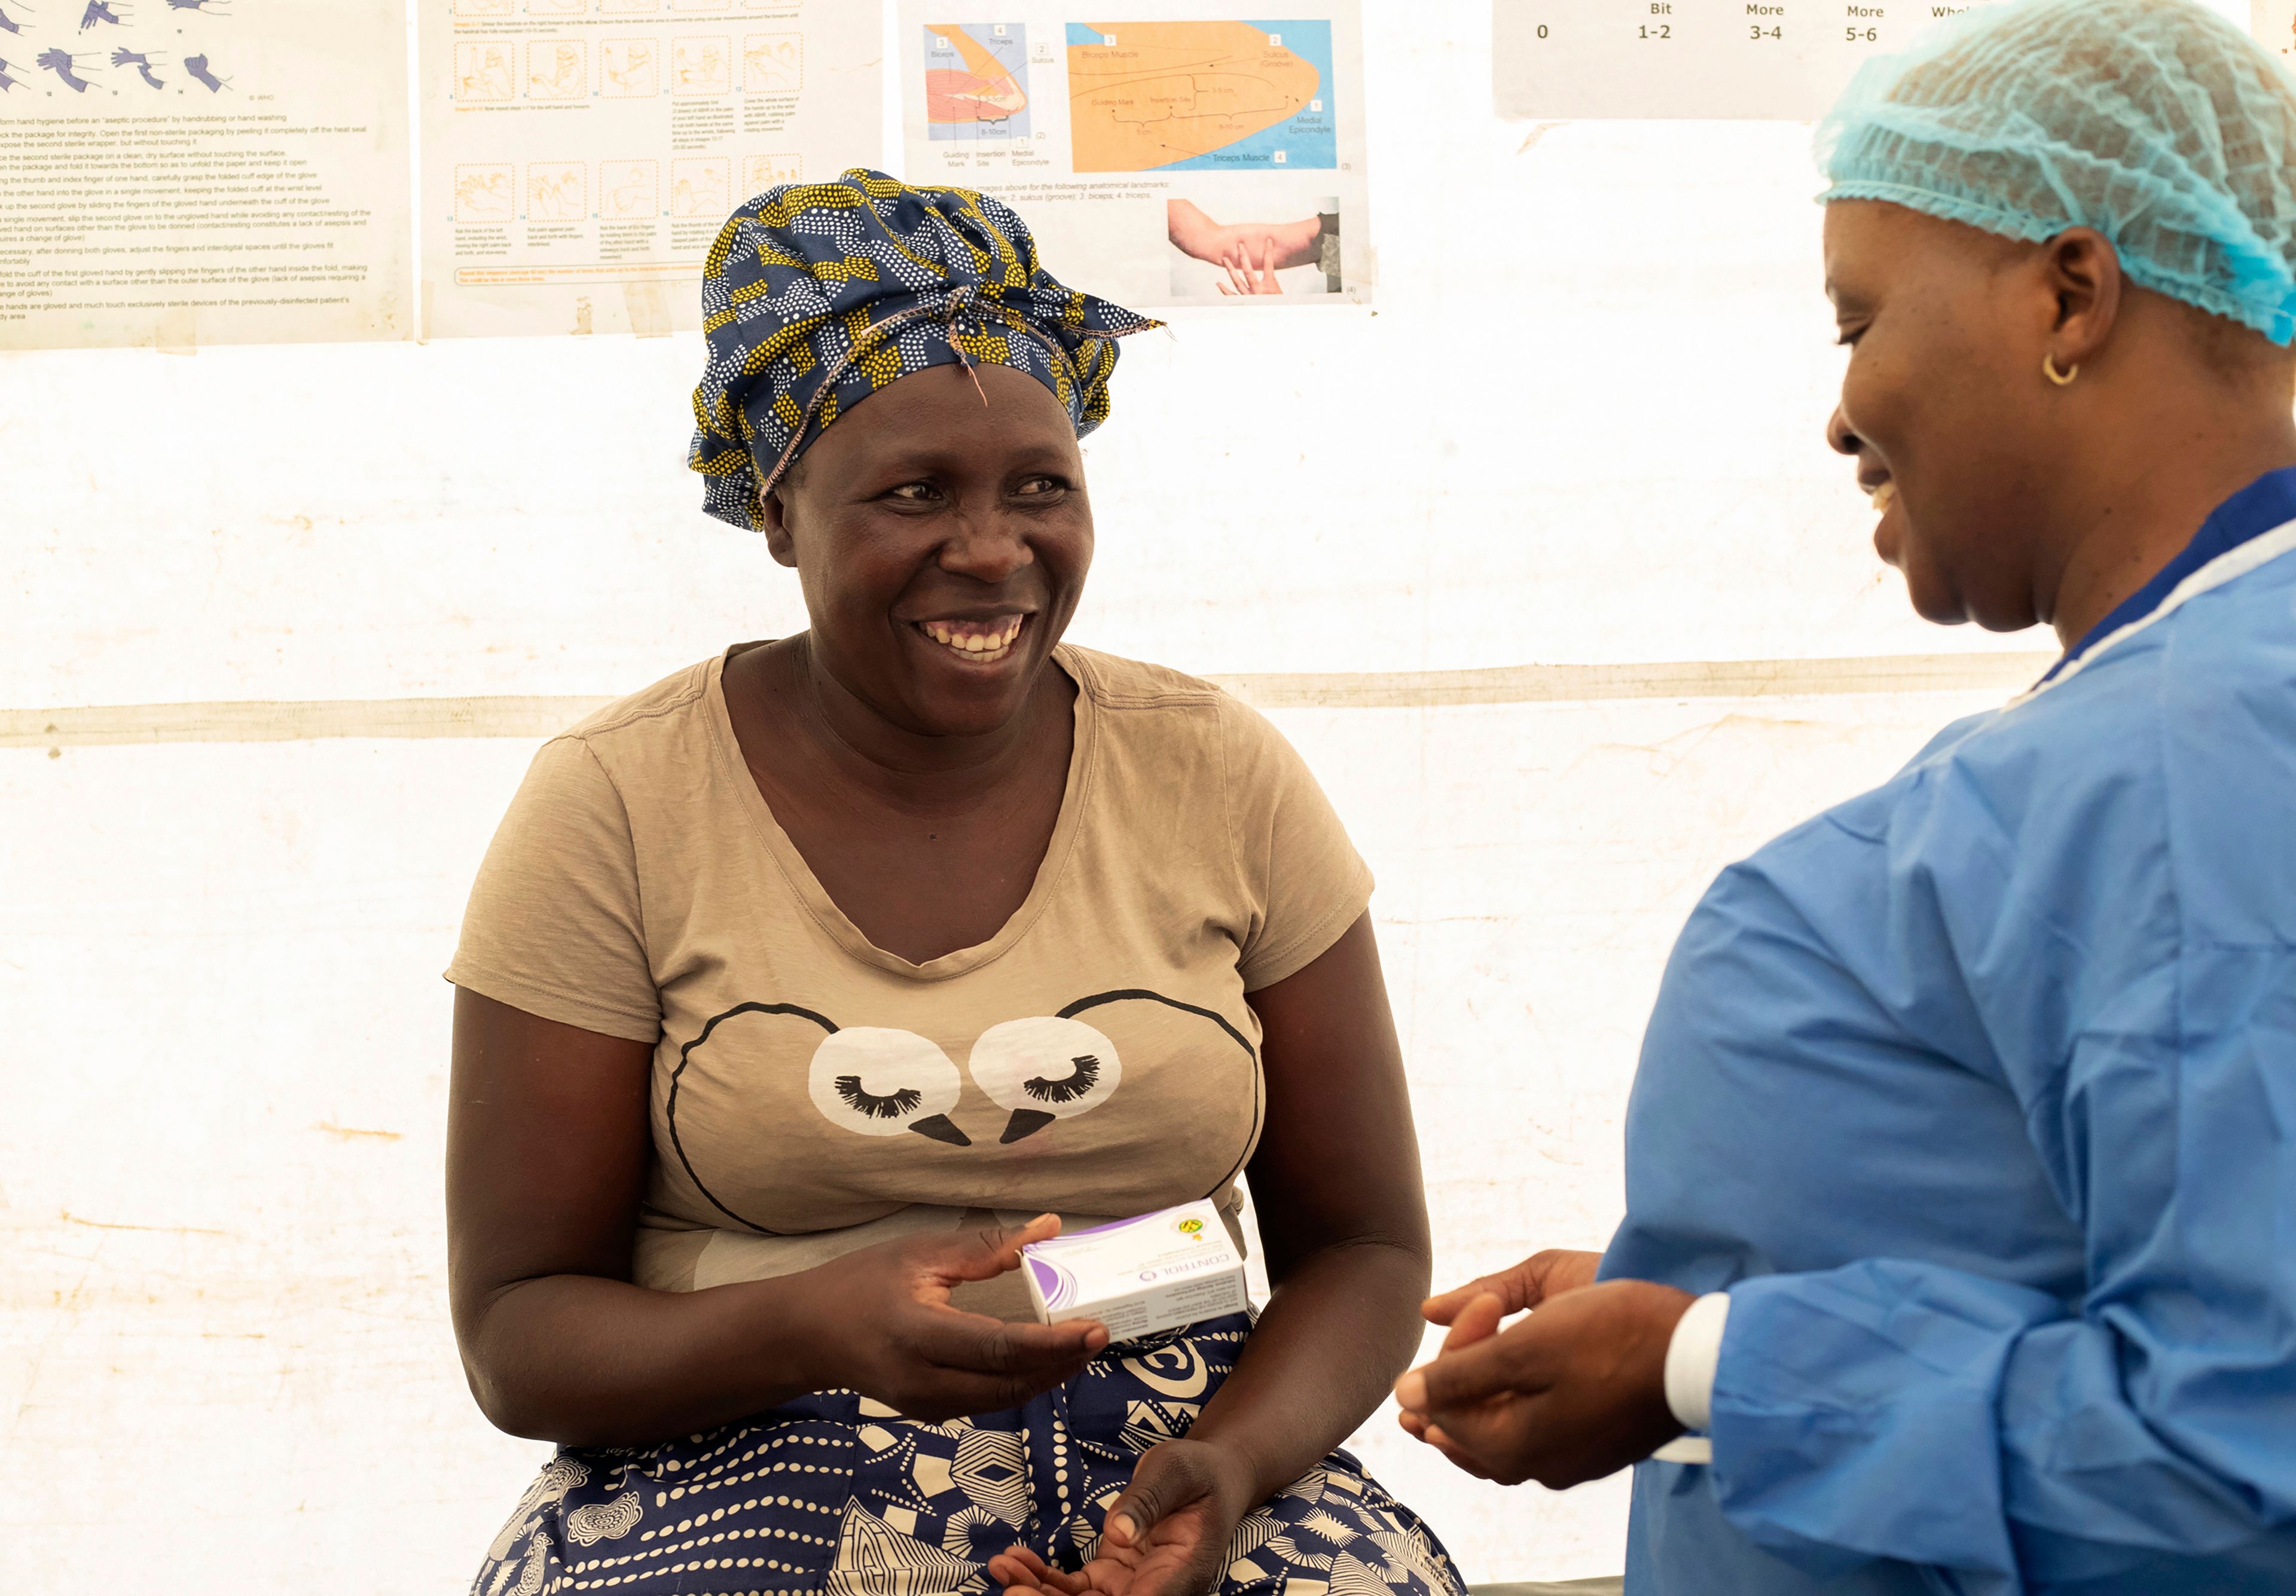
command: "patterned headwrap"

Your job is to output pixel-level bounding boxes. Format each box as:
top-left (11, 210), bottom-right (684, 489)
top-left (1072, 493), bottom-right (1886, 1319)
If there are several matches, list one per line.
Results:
top-left (688, 167), bottom-right (1161, 530)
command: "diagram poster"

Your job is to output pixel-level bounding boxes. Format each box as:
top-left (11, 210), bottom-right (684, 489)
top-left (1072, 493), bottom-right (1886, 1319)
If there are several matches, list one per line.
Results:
top-left (1493, 1), bottom-right (2258, 121)
top-left (0, 0), bottom-right (412, 349)
top-left (420, 0), bottom-right (880, 340)
top-left (899, 2), bottom-right (1371, 307)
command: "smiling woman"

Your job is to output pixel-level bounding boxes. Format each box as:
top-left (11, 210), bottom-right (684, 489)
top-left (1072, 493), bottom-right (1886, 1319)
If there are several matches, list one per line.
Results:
top-left (442, 170), bottom-right (1467, 1596)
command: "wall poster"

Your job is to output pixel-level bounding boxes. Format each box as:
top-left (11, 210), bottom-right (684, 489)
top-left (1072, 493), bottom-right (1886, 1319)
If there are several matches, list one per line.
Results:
top-left (1494, 0), bottom-right (2257, 122)
top-left (419, 0), bottom-right (882, 338)
top-left (0, 0), bottom-right (413, 349)
top-left (899, 1), bottom-right (1372, 306)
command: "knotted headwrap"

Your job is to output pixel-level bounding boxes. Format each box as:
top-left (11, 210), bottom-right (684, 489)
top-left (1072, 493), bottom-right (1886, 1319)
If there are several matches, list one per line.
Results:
top-left (688, 168), bottom-right (1161, 530)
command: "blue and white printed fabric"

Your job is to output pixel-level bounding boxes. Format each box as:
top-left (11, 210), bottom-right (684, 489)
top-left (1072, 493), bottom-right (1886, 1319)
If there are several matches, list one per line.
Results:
top-left (473, 1314), bottom-right (1465, 1596)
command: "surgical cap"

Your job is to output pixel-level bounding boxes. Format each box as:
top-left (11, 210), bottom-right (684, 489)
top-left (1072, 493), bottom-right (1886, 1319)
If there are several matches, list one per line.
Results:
top-left (1817, 0), bottom-right (2296, 344)
top-left (687, 168), bottom-right (1159, 531)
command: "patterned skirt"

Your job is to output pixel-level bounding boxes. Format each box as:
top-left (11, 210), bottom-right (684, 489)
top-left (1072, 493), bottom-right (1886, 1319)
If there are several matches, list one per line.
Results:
top-left (474, 1314), bottom-right (1465, 1596)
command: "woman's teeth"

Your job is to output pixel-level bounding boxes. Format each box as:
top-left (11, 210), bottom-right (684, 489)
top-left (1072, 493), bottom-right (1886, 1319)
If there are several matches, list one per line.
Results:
top-left (918, 617), bottom-right (1024, 663)
top-left (1870, 480), bottom-right (1899, 514)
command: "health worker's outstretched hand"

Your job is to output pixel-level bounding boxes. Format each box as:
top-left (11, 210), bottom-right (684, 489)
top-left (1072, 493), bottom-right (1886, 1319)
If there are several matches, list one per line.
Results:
top-left (988, 1438), bottom-right (1258, 1596)
top-left (1395, 1250), bottom-right (1694, 1490)
top-left (1421, 1247), bottom-right (1602, 1328)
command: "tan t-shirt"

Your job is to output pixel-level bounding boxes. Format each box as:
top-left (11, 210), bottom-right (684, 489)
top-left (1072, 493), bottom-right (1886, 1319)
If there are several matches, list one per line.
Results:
top-left (446, 644), bottom-right (1372, 1316)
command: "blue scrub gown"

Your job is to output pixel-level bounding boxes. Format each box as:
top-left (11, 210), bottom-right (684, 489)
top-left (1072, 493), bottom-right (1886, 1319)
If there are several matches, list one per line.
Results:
top-left (1601, 468), bottom-right (2296, 1594)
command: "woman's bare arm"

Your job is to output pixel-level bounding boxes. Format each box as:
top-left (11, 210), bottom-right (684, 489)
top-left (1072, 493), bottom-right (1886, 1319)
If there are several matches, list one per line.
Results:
top-left (1188, 913), bottom-right (1433, 1495)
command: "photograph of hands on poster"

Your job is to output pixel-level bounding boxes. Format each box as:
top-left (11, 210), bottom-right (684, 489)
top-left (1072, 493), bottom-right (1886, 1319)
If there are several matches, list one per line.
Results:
top-left (900, 1), bottom-right (1370, 307)
top-left (1165, 195), bottom-right (1341, 297)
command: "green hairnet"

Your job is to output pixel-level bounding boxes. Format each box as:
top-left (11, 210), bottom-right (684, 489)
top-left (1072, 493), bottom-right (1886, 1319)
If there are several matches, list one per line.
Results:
top-left (1817, 0), bottom-right (2296, 344)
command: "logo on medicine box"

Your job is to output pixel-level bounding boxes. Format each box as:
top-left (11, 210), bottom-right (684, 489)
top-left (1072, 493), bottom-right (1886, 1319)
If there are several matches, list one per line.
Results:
top-left (1174, 1216), bottom-right (1205, 1238)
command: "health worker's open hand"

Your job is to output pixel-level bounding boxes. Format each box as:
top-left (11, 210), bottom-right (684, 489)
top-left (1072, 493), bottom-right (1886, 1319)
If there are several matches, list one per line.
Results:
top-left (802, 1214), bottom-right (1106, 1422)
top-left (1394, 1265), bottom-right (1693, 1490)
top-left (989, 1438), bottom-right (1258, 1596)
top-left (1421, 1247), bottom-right (1603, 1330)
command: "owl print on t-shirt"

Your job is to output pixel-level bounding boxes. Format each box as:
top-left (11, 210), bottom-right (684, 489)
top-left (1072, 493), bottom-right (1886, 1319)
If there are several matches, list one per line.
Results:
top-left (657, 988), bottom-right (1263, 1236)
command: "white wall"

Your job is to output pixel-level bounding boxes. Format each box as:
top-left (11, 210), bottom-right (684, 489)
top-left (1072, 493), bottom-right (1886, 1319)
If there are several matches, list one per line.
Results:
top-left (2, 4), bottom-right (2057, 1589)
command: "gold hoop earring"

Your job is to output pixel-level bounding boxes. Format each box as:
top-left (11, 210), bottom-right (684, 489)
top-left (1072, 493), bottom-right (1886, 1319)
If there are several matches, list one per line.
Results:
top-left (2043, 353), bottom-right (2079, 386)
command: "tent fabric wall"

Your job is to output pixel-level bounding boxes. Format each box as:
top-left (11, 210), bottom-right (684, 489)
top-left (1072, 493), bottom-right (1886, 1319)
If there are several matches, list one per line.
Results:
top-left (4, 8), bottom-right (2053, 1588)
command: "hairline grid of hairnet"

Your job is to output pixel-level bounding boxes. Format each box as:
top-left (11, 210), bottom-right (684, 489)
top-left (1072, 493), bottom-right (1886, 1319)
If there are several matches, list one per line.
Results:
top-left (1816, 0), bottom-right (2296, 345)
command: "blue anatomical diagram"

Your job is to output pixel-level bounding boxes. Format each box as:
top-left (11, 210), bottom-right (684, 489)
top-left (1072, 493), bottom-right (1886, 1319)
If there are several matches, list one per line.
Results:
top-left (184, 48), bottom-right (221, 90)
top-left (0, 56), bottom-right (19, 90)
top-left (36, 45), bottom-right (90, 88)
top-left (111, 45), bottom-right (158, 86)
top-left (77, 0), bottom-right (123, 29)
top-left (0, 6), bottom-right (25, 36)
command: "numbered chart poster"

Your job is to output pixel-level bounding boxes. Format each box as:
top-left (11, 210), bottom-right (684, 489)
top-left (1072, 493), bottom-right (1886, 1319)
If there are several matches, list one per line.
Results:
top-left (420, 0), bottom-right (882, 339)
top-left (1493, 0), bottom-right (1992, 121)
top-left (1494, 0), bottom-right (1968, 120)
top-left (1497, 0), bottom-right (2259, 121)
top-left (899, 1), bottom-right (1371, 307)
top-left (0, 0), bottom-right (412, 349)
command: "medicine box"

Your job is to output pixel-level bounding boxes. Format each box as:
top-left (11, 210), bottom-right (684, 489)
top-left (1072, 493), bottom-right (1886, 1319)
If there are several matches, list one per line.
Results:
top-left (1021, 1200), bottom-right (1249, 1342)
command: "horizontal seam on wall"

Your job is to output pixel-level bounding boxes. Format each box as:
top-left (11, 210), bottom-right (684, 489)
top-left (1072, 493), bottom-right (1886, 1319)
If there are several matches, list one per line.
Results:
top-left (0, 653), bottom-right (2056, 749)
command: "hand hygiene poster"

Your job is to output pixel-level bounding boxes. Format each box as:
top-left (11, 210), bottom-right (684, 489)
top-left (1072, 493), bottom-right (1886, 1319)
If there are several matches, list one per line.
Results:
top-left (0, 0), bottom-right (412, 349)
top-left (419, 0), bottom-right (881, 339)
top-left (898, 1), bottom-right (1371, 306)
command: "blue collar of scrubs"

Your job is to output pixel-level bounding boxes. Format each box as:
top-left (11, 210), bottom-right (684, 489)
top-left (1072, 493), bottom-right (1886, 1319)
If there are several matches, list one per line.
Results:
top-left (2040, 464), bottom-right (2296, 683)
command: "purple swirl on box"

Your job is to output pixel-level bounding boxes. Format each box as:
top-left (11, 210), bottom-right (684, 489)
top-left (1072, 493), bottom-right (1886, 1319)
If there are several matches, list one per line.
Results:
top-left (1028, 1256), bottom-right (1077, 1313)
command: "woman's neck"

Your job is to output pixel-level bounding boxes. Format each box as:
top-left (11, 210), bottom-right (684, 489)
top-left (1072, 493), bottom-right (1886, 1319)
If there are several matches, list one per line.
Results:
top-left (2044, 402), bottom-right (2296, 652)
top-left (780, 635), bottom-right (1070, 815)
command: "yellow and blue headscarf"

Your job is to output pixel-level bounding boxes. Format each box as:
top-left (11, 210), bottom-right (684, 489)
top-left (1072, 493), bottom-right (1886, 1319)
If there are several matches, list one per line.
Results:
top-left (688, 168), bottom-right (1160, 530)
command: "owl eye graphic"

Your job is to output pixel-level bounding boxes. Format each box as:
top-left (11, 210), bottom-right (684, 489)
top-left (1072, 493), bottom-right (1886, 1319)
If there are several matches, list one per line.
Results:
top-left (968, 1017), bottom-right (1123, 1143)
top-left (808, 1027), bottom-right (970, 1145)
top-left (1024, 1054), bottom-right (1100, 1104)
top-left (833, 1078), bottom-right (923, 1119)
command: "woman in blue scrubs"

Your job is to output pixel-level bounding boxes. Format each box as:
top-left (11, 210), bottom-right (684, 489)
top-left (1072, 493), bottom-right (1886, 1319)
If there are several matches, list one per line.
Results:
top-left (1394, 1), bottom-right (2296, 1589)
